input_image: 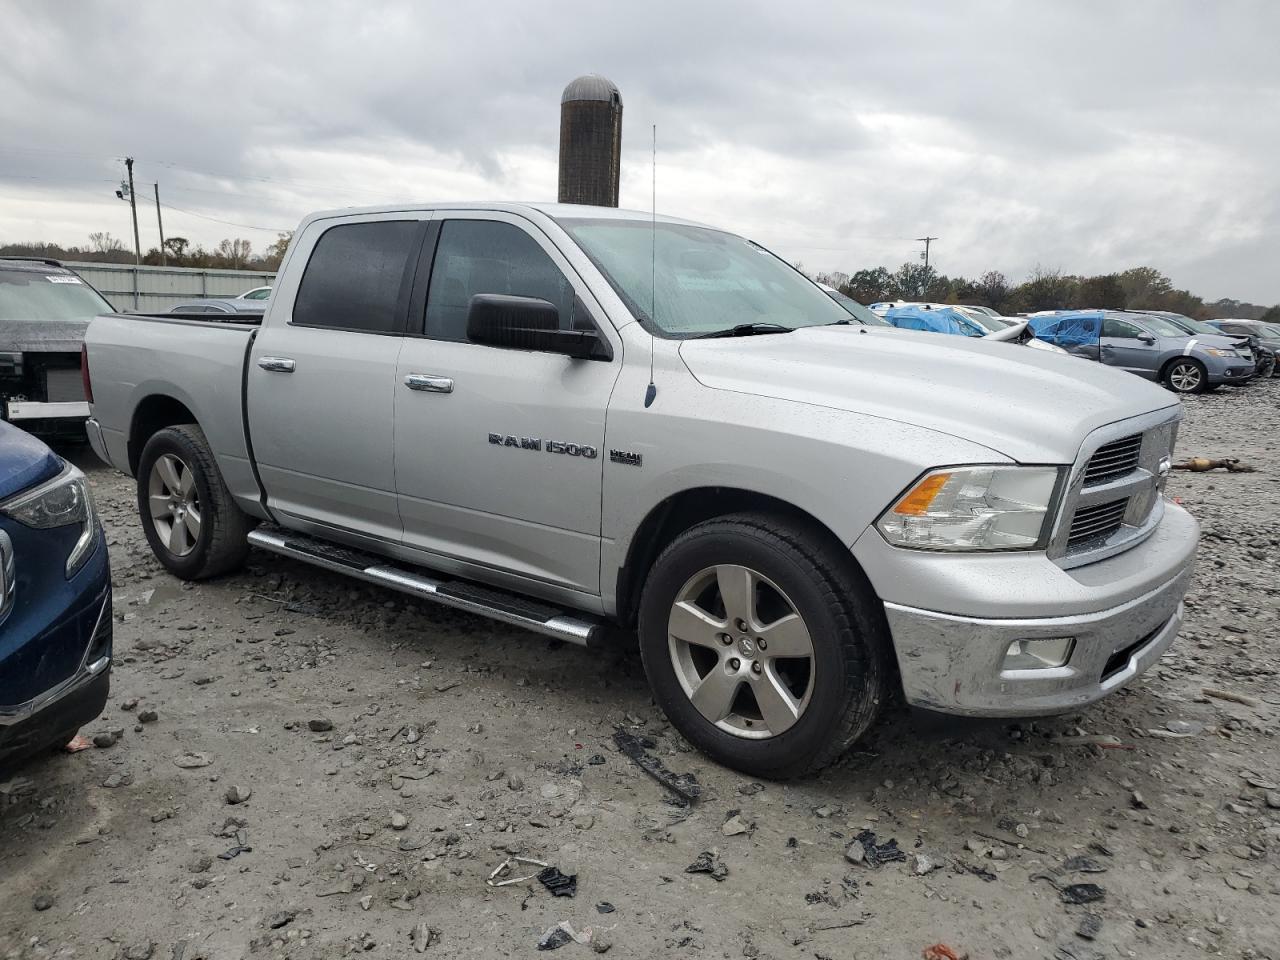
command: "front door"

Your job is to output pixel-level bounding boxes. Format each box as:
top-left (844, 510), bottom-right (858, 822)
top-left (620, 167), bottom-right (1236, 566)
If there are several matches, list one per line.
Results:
top-left (393, 213), bottom-right (621, 597)
top-left (247, 215), bottom-right (427, 543)
top-left (1100, 316), bottom-right (1159, 378)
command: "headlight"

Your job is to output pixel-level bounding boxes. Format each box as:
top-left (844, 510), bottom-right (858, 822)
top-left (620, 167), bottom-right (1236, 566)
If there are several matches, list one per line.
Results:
top-left (877, 465), bottom-right (1062, 551)
top-left (1201, 348), bottom-right (1235, 357)
top-left (1, 464), bottom-right (99, 576)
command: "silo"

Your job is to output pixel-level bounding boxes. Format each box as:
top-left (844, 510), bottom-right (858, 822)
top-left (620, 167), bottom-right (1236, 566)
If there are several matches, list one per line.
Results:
top-left (558, 75), bottom-right (623, 207)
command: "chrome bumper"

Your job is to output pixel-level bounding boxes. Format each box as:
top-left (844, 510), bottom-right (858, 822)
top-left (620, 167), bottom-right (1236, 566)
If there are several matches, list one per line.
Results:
top-left (885, 562), bottom-right (1191, 717)
top-left (0, 593), bottom-right (112, 727)
top-left (85, 417), bottom-right (109, 463)
top-left (5, 400), bottom-right (89, 421)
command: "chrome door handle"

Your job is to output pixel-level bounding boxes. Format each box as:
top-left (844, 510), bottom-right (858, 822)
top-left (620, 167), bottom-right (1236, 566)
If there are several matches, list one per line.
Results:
top-left (257, 356), bottom-right (296, 373)
top-left (404, 374), bottom-right (453, 394)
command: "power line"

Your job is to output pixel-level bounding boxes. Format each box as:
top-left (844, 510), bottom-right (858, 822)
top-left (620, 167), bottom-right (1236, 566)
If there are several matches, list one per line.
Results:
top-left (155, 201), bottom-right (288, 234)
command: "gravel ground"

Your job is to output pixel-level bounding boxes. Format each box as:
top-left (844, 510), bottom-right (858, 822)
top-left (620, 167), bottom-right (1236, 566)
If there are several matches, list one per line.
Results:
top-left (2, 381), bottom-right (1279, 960)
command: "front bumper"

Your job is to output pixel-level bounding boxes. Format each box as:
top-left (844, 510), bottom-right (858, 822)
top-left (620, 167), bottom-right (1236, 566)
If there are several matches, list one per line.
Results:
top-left (1204, 356), bottom-right (1255, 385)
top-left (858, 500), bottom-right (1198, 717)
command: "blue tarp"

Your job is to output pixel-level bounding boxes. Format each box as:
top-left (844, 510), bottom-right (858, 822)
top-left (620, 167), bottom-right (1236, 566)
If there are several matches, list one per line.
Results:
top-left (1027, 311), bottom-right (1102, 349)
top-left (883, 305), bottom-right (984, 338)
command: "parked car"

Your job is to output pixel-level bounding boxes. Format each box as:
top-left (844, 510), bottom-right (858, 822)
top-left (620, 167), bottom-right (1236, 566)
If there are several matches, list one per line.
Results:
top-left (874, 300), bottom-right (1066, 354)
top-left (1, 258), bottom-right (113, 440)
top-left (1029, 310), bottom-right (1255, 394)
top-left (1208, 319), bottom-right (1280, 377)
top-left (1131, 310), bottom-right (1276, 379)
top-left (0, 420), bottom-right (110, 771)
top-left (84, 201), bottom-right (1197, 778)
top-left (167, 299), bottom-right (267, 316)
top-left (238, 286), bottom-right (272, 301)
top-left (884, 304), bottom-right (1068, 354)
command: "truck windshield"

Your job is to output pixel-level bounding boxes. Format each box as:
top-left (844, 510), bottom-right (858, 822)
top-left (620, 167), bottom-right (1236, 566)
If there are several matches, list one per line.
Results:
top-left (0, 268), bottom-right (112, 321)
top-left (557, 218), bottom-right (850, 338)
top-left (825, 290), bottom-right (891, 326)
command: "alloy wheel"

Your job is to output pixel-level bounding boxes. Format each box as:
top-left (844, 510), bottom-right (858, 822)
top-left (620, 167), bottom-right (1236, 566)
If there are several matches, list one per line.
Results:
top-left (148, 453), bottom-right (202, 557)
top-left (667, 564), bottom-right (816, 740)
top-left (1169, 362), bottom-right (1203, 392)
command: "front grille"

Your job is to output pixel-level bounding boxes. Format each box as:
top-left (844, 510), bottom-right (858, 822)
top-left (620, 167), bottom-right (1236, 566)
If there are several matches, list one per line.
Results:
top-left (44, 367), bottom-right (85, 403)
top-left (1068, 497), bottom-right (1129, 547)
top-left (1082, 434), bottom-right (1142, 486)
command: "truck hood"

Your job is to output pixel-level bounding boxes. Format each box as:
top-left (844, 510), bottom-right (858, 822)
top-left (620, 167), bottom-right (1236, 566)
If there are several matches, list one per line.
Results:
top-left (678, 326), bottom-right (1179, 463)
top-left (0, 318), bottom-right (90, 353)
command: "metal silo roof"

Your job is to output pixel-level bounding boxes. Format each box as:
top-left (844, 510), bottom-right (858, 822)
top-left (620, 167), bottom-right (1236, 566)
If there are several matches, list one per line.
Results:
top-left (561, 74), bottom-right (622, 105)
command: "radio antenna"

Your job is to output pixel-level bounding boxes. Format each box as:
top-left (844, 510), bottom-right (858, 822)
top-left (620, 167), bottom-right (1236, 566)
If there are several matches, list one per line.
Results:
top-left (644, 123), bottom-right (658, 409)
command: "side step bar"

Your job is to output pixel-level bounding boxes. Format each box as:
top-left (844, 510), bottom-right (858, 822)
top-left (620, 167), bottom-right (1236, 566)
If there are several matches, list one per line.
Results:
top-left (246, 527), bottom-right (605, 647)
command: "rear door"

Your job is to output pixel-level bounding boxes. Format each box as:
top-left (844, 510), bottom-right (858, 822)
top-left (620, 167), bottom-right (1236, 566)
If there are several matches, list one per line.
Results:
top-left (247, 214), bottom-right (428, 544)
top-left (1100, 317), bottom-right (1159, 378)
top-left (392, 213), bottom-right (622, 597)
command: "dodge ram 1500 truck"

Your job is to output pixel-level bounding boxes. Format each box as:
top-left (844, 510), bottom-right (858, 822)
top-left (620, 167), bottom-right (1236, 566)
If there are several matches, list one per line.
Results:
top-left (83, 203), bottom-right (1199, 778)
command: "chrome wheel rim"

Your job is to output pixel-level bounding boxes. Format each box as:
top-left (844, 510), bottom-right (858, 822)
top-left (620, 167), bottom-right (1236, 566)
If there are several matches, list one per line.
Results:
top-left (148, 454), bottom-right (202, 557)
top-left (1170, 363), bottom-right (1202, 392)
top-left (667, 564), bottom-right (816, 740)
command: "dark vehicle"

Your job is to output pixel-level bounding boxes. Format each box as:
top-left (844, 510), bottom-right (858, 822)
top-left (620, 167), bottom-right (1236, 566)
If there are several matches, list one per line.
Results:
top-left (0, 420), bottom-right (110, 771)
top-left (0, 258), bottom-right (113, 440)
top-left (1131, 310), bottom-right (1276, 379)
top-left (1208, 319), bottom-right (1280, 378)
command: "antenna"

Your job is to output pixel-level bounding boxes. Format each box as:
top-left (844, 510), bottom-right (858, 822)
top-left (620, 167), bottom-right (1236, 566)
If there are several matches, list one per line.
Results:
top-left (644, 123), bottom-right (657, 409)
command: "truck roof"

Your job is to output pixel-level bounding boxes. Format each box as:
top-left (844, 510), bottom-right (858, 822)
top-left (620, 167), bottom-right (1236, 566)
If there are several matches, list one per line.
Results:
top-left (296, 201), bottom-right (714, 233)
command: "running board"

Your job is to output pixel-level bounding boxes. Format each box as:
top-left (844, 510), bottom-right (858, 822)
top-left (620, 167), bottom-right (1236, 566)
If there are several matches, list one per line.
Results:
top-left (246, 527), bottom-right (604, 647)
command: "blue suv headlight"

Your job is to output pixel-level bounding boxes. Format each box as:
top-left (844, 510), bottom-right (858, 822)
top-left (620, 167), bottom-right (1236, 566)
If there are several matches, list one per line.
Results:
top-left (0, 464), bottom-right (99, 577)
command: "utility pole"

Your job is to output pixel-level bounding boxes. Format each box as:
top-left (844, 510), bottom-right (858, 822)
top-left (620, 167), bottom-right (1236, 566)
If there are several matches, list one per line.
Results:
top-left (154, 183), bottom-right (167, 266)
top-left (916, 235), bottom-right (938, 272)
top-left (125, 157), bottom-right (141, 266)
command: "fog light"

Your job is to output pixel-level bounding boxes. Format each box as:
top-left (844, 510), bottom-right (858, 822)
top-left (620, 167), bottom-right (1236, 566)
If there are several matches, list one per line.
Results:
top-left (1003, 637), bottom-right (1075, 670)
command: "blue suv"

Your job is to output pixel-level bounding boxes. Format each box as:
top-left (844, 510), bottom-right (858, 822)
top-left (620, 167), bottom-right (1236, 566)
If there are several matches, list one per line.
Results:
top-left (0, 420), bottom-right (110, 770)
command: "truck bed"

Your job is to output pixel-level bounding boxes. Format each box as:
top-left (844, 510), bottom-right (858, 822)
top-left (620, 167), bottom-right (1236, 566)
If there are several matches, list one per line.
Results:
top-left (84, 312), bottom-right (261, 508)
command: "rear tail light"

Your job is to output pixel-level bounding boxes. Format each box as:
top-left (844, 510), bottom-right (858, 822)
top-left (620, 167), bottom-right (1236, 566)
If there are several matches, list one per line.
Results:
top-left (80, 344), bottom-right (93, 404)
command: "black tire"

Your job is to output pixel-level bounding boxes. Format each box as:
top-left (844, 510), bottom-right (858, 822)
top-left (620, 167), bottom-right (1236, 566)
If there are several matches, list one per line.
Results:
top-left (1163, 357), bottom-right (1208, 394)
top-left (136, 424), bottom-right (253, 580)
top-left (637, 512), bottom-right (891, 779)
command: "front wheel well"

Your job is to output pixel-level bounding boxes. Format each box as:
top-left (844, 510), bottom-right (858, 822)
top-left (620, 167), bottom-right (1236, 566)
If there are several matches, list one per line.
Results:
top-left (128, 395), bottom-right (198, 474)
top-left (614, 488), bottom-right (865, 628)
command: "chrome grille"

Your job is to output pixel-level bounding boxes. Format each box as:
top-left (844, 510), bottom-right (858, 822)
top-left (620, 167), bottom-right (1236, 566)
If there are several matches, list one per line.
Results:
top-left (1083, 434), bottom-right (1142, 486)
top-left (1067, 497), bottom-right (1129, 547)
top-left (1049, 410), bottom-right (1181, 569)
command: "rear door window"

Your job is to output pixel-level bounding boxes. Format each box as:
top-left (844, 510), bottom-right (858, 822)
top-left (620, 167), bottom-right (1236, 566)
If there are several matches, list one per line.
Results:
top-left (293, 221), bottom-right (422, 334)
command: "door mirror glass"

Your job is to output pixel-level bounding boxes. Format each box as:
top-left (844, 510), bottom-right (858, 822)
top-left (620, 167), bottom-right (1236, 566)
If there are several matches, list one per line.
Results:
top-left (466, 294), bottom-right (604, 360)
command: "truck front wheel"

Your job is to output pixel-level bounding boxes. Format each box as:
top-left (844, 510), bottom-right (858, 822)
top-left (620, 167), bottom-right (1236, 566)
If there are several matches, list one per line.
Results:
top-left (136, 425), bottom-right (252, 580)
top-left (637, 513), bottom-right (890, 779)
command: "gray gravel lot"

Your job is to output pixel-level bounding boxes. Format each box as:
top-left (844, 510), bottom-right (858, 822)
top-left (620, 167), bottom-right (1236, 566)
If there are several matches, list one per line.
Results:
top-left (2, 381), bottom-right (1279, 959)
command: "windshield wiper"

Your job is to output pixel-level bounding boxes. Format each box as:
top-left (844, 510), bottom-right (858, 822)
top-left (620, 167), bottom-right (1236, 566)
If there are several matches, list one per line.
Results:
top-left (692, 322), bottom-right (795, 339)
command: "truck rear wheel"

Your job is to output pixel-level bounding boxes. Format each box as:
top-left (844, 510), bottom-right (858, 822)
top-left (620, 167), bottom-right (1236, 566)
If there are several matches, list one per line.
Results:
top-left (136, 425), bottom-right (252, 580)
top-left (637, 513), bottom-right (890, 779)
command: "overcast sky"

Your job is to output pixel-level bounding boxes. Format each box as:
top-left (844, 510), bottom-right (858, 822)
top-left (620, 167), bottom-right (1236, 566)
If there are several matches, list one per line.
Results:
top-left (2, 1), bottom-right (1277, 303)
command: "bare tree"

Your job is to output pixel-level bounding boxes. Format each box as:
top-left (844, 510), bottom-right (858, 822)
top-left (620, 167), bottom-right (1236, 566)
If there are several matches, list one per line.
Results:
top-left (217, 238), bottom-right (253, 269)
top-left (88, 232), bottom-right (125, 254)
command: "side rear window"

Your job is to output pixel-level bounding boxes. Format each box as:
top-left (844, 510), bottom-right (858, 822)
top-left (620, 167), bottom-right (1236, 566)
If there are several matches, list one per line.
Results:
top-left (424, 220), bottom-right (575, 342)
top-left (293, 221), bottom-right (420, 333)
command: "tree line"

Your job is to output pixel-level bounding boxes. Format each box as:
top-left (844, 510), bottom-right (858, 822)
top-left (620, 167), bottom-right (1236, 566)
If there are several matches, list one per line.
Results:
top-left (812, 262), bottom-right (1279, 324)
top-left (0, 231), bottom-right (292, 272)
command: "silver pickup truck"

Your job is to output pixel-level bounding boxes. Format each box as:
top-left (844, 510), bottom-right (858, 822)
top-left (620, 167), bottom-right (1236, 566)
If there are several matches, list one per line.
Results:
top-left (84, 202), bottom-right (1199, 778)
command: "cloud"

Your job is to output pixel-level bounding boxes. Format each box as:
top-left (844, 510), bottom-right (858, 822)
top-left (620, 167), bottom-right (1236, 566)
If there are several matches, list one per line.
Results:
top-left (1, 0), bottom-right (1277, 302)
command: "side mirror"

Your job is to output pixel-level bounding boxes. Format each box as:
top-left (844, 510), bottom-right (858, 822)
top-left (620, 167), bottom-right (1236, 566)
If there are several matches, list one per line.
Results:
top-left (466, 294), bottom-right (606, 360)
top-left (1138, 334), bottom-right (1157, 344)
